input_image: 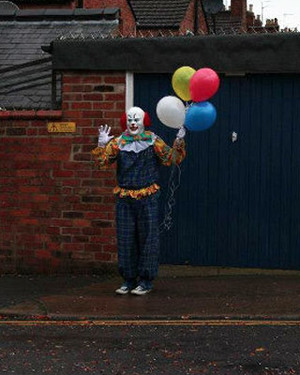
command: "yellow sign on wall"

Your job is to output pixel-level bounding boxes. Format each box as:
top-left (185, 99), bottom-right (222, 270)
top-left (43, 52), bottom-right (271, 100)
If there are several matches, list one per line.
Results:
top-left (47, 122), bottom-right (76, 133)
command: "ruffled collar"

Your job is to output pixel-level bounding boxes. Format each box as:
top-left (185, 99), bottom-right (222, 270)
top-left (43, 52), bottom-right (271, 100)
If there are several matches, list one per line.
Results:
top-left (119, 131), bottom-right (153, 145)
top-left (117, 131), bottom-right (157, 153)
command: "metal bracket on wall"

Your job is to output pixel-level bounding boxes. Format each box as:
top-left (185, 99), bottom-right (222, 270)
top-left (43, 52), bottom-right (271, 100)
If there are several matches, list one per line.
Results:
top-left (231, 131), bottom-right (238, 143)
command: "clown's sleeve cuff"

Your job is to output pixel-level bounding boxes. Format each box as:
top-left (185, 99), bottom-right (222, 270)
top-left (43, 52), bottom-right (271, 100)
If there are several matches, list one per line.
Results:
top-left (91, 138), bottom-right (119, 169)
top-left (172, 139), bottom-right (186, 165)
top-left (154, 137), bottom-right (186, 166)
top-left (153, 137), bottom-right (173, 166)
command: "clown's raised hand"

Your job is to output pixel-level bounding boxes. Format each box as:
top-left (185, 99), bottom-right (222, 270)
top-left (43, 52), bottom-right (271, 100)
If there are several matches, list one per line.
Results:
top-left (173, 126), bottom-right (186, 149)
top-left (98, 124), bottom-right (114, 147)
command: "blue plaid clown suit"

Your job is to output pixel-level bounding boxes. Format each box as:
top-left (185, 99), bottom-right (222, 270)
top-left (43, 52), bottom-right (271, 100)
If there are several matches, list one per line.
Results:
top-left (92, 131), bottom-right (186, 285)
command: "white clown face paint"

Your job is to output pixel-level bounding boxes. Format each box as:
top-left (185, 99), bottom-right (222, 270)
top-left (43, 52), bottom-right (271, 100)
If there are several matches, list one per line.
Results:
top-left (126, 107), bottom-right (145, 136)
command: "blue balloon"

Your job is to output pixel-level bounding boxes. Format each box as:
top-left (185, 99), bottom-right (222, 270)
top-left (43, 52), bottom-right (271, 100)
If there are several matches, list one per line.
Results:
top-left (185, 101), bottom-right (217, 131)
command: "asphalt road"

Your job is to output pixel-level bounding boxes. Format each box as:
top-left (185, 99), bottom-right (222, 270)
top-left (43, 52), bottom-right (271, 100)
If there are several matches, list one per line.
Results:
top-left (0, 323), bottom-right (299, 374)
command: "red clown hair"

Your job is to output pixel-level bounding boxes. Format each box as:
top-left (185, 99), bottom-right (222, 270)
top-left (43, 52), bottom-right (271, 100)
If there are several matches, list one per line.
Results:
top-left (120, 111), bottom-right (151, 131)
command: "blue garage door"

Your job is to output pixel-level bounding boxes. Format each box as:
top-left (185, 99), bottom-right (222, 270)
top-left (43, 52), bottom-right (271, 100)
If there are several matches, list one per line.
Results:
top-left (134, 73), bottom-right (300, 269)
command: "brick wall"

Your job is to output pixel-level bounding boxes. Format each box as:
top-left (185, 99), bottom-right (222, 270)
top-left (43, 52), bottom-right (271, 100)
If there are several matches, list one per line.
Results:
top-left (0, 71), bottom-right (126, 273)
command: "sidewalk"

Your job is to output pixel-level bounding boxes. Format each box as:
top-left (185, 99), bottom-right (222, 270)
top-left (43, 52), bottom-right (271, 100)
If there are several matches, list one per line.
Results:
top-left (1, 266), bottom-right (300, 320)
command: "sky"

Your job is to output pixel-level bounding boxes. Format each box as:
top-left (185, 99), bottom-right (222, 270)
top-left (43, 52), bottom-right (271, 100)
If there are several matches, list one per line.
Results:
top-left (224, 0), bottom-right (300, 29)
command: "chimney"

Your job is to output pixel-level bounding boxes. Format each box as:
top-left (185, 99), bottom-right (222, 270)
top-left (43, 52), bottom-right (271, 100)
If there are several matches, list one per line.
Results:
top-left (249, 4), bottom-right (253, 13)
top-left (230, 0), bottom-right (247, 18)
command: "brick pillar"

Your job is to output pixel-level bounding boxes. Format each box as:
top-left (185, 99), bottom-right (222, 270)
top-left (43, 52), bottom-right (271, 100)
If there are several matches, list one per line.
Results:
top-left (61, 71), bottom-right (126, 268)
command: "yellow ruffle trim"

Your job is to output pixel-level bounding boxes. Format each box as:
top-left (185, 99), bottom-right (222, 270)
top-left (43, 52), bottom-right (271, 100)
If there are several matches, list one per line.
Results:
top-left (113, 183), bottom-right (160, 199)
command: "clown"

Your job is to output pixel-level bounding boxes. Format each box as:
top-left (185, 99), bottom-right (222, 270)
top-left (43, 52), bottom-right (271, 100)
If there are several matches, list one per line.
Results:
top-left (92, 106), bottom-right (186, 295)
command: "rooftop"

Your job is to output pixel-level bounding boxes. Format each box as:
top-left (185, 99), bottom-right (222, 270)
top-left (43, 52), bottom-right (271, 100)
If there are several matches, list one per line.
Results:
top-left (0, 8), bottom-right (119, 109)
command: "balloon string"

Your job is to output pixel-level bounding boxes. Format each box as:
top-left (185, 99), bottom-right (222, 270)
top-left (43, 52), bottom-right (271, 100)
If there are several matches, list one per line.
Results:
top-left (159, 163), bottom-right (182, 233)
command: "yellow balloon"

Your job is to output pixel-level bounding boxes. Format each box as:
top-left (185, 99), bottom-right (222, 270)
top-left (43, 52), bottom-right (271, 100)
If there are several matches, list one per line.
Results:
top-left (172, 66), bottom-right (196, 101)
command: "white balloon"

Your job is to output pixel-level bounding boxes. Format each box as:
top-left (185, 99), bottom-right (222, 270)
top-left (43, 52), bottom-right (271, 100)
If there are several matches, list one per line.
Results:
top-left (156, 96), bottom-right (185, 129)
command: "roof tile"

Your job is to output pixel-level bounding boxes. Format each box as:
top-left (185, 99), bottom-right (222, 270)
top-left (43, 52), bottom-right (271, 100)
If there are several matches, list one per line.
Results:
top-left (129, 0), bottom-right (191, 28)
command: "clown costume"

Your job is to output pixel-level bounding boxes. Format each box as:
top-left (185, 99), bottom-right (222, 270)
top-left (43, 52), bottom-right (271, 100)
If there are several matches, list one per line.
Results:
top-left (91, 107), bottom-right (186, 295)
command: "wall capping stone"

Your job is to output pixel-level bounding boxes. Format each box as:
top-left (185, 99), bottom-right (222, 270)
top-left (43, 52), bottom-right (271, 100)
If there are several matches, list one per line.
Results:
top-left (0, 110), bottom-right (63, 120)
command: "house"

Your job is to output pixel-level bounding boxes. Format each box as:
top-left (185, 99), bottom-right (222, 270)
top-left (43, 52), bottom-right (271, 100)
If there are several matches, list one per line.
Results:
top-left (7, 0), bottom-right (279, 37)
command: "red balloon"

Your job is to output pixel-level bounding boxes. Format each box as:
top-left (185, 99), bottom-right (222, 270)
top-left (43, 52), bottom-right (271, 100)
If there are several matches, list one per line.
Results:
top-left (189, 68), bottom-right (220, 102)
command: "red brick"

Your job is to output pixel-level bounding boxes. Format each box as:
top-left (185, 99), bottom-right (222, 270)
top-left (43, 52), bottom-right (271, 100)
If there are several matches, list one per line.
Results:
top-left (104, 93), bottom-right (125, 101)
top-left (104, 76), bottom-right (125, 84)
top-left (83, 93), bottom-right (104, 101)
top-left (32, 195), bottom-right (49, 203)
top-left (36, 250), bottom-right (52, 259)
top-left (62, 102), bottom-right (70, 110)
top-left (62, 228), bottom-right (81, 235)
top-left (93, 102), bottom-right (114, 110)
top-left (84, 243), bottom-right (103, 251)
top-left (94, 252), bottom-right (112, 261)
top-left (115, 102), bottom-right (126, 110)
top-left (82, 111), bottom-right (104, 118)
top-left (88, 236), bottom-right (113, 244)
top-left (16, 170), bottom-right (36, 177)
top-left (84, 212), bottom-right (109, 220)
top-left (62, 243), bottom-right (84, 252)
top-left (51, 258), bottom-right (61, 267)
top-left (47, 242), bottom-right (61, 250)
top-left (82, 227), bottom-right (103, 235)
top-left (81, 128), bottom-right (98, 136)
top-left (61, 162), bottom-right (81, 170)
top-left (75, 170), bottom-right (91, 178)
top-left (63, 196), bottom-right (80, 204)
top-left (20, 218), bottom-right (39, 225)
top-left (102, 244), bottom-right (117, 253)
top-left (73, 153), bottom-right (91, 161)
top-left (82, 76), bottom-right (102, 84)
top-left (63, 111), bottom-right (83, 119)
top-left (10, 209), bottom-right (31, 217)
top-left (103, 111), bottom-right (123, 118)
top-left (64, 96), bottom-right (84, 105)
top-left (52, 170), bottom-right (74, 178)
top-left (73, 119), bottom-right (93, 127)
top-left (63, 76), bottom-right (82, 84)
top-left (101, 227), bottom-right (116, 236)
top-left (73, 219), bottom-right (90, 227)
top-left (71, 102), bottom-right (92, 110)
top-left (51, 219), bottom-right (73, 227)
top-left (61, 179), bottom-right (81, 187)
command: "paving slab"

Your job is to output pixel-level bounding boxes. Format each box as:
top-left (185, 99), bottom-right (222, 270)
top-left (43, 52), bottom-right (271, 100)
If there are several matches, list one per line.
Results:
top-left (1, 274), bottom-right (300, 320)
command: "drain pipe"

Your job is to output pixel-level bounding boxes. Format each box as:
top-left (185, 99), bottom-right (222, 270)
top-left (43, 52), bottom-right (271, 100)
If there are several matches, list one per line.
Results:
top-left (199, 0), bottom-right (209, 34)
top-left (194, 0), bottom-right (199, 34)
